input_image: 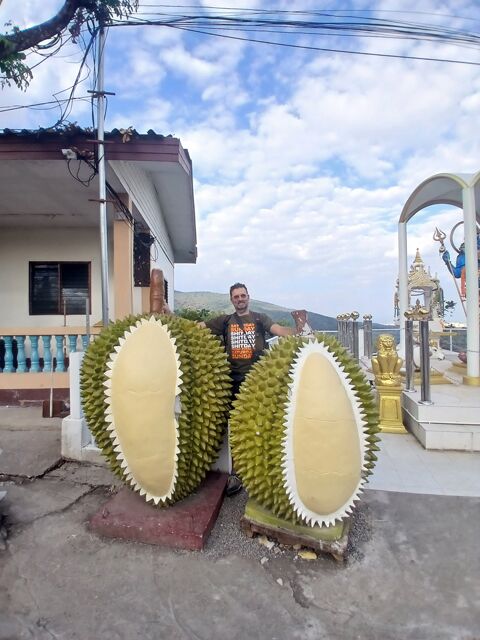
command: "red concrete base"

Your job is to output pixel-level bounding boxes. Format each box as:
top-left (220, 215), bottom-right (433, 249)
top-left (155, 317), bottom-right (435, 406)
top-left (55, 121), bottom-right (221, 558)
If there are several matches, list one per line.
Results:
top-left (0, 388), bottom-right (69, 407)
top-left (88, 471), bottom-right (228, 550)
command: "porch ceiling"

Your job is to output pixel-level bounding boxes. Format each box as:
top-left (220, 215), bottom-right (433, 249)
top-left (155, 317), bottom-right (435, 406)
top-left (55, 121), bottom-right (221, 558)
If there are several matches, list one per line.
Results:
top-left (0, 156), bottom-right (197, 263)
top-left (0, 159), bottom-right (121, 227)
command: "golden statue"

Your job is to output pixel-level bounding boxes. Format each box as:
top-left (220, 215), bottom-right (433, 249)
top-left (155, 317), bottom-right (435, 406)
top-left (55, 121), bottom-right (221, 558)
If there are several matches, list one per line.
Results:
top-left (372, 334), bottom-right (403, 387)
top-left (371, 334), bottom-right (407, 434)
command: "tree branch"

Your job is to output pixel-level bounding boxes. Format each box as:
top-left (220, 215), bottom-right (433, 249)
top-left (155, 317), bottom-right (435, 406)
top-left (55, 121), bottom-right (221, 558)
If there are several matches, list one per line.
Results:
top-left (0, 0), bottom-right (93, 60)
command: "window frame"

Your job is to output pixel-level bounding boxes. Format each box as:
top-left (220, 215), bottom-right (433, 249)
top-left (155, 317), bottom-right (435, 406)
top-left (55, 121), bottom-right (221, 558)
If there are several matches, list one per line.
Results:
top-left (29, 261), bottom-right (91, 316)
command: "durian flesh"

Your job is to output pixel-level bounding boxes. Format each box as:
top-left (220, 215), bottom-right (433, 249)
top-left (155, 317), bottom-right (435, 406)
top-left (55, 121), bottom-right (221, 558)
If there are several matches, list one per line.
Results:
top-left (104, 317), bottom-right (181, 504)
top-left (230, 334), bottom-right (380, 527)
top-left (81, 314), bottom-right (231, 505)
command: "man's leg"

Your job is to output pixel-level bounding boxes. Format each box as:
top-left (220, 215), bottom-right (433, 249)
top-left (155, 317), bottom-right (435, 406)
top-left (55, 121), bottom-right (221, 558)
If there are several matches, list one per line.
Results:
top-left (225, 378), bottom-right (243, 496)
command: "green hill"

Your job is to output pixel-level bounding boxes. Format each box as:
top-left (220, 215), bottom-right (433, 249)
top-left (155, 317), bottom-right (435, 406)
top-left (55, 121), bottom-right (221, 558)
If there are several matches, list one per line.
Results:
top-left (175, 291), bottom-right (340, 331)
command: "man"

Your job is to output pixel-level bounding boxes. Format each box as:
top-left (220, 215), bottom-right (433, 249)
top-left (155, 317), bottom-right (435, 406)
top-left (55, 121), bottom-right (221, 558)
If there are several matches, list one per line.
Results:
top-left (204, 282), bottom-right (295, 397)
top-left (202, 283), bottom-right (296, 495)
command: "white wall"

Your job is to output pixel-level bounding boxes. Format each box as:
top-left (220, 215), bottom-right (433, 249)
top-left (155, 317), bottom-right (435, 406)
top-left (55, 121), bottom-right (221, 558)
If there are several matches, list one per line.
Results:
top-left (0, 227), bottom-right (113, 328)
top-left (110, 161), bottom-right (175, 264)
top-left (110, 162), bottom-right (177, 312)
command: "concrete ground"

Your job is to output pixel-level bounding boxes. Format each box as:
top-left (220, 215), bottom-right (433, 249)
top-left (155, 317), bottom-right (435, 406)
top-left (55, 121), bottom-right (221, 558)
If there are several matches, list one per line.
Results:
top-left (1, 407), bottom-right (479, 640)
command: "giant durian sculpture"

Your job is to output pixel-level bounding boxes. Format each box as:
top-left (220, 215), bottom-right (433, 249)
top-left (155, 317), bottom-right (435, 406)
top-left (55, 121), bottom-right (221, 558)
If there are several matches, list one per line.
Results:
top-left (230, 334), bottom-right (380, 528)
top-left (80, 315), bottom-right (231, 505)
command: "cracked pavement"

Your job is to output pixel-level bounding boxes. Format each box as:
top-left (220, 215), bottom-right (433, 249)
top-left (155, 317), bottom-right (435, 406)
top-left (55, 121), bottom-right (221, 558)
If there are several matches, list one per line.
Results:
top-left (1, 408), bottom-right (479, 639)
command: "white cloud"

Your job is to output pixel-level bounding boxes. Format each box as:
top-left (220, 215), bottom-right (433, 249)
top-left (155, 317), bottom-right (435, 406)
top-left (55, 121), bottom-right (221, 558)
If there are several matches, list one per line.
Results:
top-left (3, 0), bottom-right (478, 323)
top-left (162, 46), bottom-right (218, 82)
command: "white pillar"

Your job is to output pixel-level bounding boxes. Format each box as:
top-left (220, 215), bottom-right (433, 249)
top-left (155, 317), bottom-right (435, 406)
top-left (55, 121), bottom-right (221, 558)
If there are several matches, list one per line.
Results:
top-left (462, 186), bottom-right (480, 381)
top-left (398, 221), bottom-right (409, 356)
top-left (358, 328), bottom-right (365, 359)
top-left (61, 352), bottom-right (88, 459)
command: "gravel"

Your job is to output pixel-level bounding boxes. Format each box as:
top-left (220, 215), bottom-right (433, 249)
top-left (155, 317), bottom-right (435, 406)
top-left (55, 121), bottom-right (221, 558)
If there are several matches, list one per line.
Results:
top-left (201, 489), bottom-right (282, 561)
top-left (200, 488), bottom-right (372, 566)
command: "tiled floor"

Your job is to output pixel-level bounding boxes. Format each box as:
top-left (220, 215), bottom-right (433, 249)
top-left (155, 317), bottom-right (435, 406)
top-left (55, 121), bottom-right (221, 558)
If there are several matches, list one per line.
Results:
top-left (367, 432), bottom-right (480, 497)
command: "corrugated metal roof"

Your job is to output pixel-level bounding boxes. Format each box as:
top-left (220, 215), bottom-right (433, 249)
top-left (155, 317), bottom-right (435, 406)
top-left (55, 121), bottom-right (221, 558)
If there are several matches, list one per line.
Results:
top-left (0, 125), bottom-right (173, 141)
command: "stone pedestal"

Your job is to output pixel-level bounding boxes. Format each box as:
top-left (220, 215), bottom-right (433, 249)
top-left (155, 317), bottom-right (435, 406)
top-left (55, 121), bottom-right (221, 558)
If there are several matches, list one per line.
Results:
top-left (377, 385), bottom-right (407, 434)
top-left (88, 471), bottom-right (228, 550)
top-left (240, 499), bottom-right (350, 562)
top-left (413, 369), bottom-right (452, 385)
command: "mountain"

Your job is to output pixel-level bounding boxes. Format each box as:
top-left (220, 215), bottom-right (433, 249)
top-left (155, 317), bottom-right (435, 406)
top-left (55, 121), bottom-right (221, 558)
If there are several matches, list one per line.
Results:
top-left (174, 290), bottom-right (375, 331)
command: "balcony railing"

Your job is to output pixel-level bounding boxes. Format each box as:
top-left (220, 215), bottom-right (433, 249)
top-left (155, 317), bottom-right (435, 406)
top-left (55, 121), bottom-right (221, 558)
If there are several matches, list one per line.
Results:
top-left (0, 327), bottom-right (101, 374)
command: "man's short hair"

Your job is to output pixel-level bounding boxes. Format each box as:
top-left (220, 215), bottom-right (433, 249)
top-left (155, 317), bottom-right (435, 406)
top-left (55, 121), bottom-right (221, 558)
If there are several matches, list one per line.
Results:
top-left (229, 282), bottom-right (248, 297)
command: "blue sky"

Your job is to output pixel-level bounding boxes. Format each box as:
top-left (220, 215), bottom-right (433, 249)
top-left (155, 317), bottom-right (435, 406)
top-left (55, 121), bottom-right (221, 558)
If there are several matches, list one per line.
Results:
top-left (2, 0), bottom-right (480, 323)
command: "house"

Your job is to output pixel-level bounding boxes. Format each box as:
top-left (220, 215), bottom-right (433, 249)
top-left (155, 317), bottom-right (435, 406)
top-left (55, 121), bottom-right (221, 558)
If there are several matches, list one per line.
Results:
top-left (0, 126), bottom-right (197, 407)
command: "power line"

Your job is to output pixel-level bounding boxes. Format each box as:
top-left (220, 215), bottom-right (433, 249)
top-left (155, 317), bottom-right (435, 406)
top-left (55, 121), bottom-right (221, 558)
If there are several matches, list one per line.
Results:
top-left (105, 8), bottom-right (480, 66)
top-left (165, 24), bottom-right (480, 66)
top-left (115, 7), bottom-right (480, 46)
top-left (2, 7), bottom-right (480, 121)
top-left (0, 95), bottom-right (93, 114)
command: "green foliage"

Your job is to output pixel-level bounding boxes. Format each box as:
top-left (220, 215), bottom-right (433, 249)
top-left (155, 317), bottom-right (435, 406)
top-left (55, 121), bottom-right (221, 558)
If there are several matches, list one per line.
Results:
top-left (0, 46), bottom-right (32, 90)
top-left (0, 0), bottom-right (138, 90)
top-left (175, 307), bottom-right (216, 322)
top-left (272, 318), bottom-right (294, 328)
top-left (444, 300), bottom-right (456, 317)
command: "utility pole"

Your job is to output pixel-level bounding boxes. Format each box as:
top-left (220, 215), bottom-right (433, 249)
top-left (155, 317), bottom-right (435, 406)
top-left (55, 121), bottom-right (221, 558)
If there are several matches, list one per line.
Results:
top-left (96, 24), bottom-right (110, 327)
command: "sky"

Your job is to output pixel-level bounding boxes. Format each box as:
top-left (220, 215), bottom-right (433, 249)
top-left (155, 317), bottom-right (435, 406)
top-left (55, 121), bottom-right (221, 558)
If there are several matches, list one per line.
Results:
top-left (2, 0), bottom-right (480, 324)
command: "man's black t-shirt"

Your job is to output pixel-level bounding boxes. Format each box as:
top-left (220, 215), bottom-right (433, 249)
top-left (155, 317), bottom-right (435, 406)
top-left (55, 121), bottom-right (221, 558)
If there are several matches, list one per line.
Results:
top-left (206, 312), bottom-right (274, 382)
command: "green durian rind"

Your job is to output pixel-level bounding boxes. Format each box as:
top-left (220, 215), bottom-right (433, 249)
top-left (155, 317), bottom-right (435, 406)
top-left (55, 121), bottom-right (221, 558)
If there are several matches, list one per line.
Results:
top-left (80, 314), bottom-right (231, 505)
top-left (230, 333), bottom-right (380, 525)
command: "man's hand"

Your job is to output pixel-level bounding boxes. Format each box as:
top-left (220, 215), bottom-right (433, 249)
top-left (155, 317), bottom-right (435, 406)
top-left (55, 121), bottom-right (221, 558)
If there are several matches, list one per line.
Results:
top-left (291, 310), bottom-right (314, 336)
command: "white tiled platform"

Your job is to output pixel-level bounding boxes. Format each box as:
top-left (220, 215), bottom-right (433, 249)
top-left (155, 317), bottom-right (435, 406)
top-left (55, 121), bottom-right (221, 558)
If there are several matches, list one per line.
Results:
top-left (367, 432), bottom-right (480, 497)
top-left (400, 355), bottom-right (480, 450)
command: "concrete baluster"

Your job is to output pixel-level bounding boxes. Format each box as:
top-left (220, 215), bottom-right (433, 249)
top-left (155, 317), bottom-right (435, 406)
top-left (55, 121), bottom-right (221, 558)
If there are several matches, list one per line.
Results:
top-left (419, 318), bottom-right (433, 405)
top-left (4, 336), bottom-right (14, 372)
top-left (351, 312), bottom-right (360, 362)
top-left (336, 315), bottom-right (342, 345)
top-left (30, 335), bottom-right (40, 372)
top-left (42, 336), bottom-right (52, 372)
top-left (404, 319), bottom-right (415, 392)
top-left (16, 336), bottom-right (27, 372)
top-left (68, 335), bottom-right (78, 354)
top-left (55, 335), bottom-right (65, 372)
top-left (363, 315), bottom-right (373, 358)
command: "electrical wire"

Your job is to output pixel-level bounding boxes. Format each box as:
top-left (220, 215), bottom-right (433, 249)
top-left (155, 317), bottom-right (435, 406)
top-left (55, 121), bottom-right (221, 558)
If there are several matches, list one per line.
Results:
top-left (48, 27), bottom-right (98, 129)
top-left (2, 7), bottom-right (479, 118)
top-left (163, 23), bottom-right (480, 67)
top-left (0, 95), bottom-right (92, 113)
top-left (111, 13), bottom-right (480, 47)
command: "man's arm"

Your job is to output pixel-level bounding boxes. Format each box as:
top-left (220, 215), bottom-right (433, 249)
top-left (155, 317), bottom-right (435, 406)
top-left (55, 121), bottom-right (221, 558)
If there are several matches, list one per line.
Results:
top-left (270, 323), bottom-right (295, 337)
top-left (269, 310), bottom-right (313, 337)
top-left (199, 315), bottom-right (225, 336)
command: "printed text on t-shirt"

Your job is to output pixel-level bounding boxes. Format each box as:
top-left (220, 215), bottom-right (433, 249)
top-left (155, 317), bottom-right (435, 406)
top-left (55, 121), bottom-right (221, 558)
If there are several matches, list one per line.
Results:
top-left (230, 322), bottom-right (255, 359)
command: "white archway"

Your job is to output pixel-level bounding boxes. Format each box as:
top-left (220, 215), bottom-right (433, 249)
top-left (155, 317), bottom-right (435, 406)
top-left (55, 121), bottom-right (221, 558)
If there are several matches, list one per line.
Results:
top-left (398, 172), bottom-right (480, 383)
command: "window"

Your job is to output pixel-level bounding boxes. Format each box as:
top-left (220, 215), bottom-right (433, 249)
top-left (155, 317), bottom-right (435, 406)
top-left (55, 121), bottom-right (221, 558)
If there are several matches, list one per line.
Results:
top-left (133, 228), bottom-right (152, 287)
top-left (29, 262), bottom-right (90, 315)
top-left (164, 279), bottom-right (169, 304)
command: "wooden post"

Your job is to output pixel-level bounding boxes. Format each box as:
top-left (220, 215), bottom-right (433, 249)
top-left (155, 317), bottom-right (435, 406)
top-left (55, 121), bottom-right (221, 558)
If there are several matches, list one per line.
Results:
top-left (150, 269), bottom-right (167, 314)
